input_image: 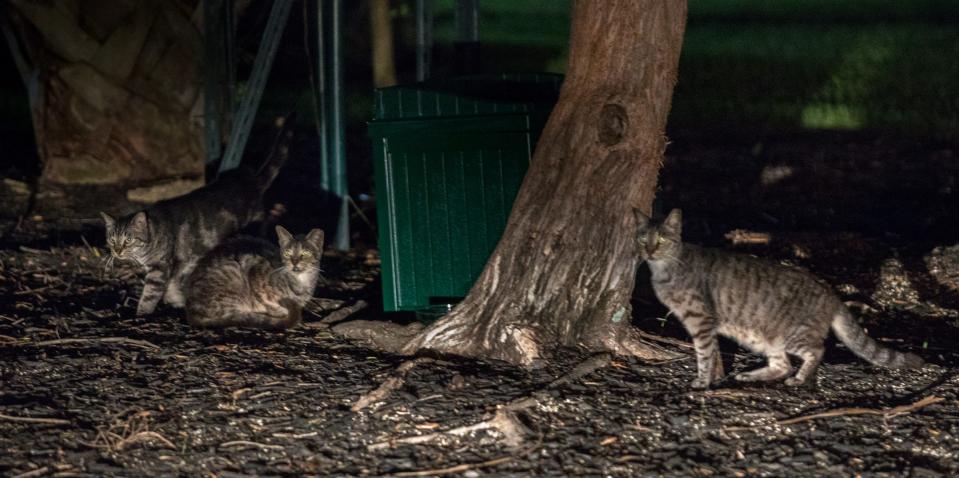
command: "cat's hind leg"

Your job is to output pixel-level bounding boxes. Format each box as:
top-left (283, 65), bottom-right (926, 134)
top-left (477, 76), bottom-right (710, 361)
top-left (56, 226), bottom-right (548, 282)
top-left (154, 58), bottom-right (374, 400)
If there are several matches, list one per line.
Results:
top-left (734, 350), bottom-right (792, 382)
top-left (784, 346), bottom-right (824, 386)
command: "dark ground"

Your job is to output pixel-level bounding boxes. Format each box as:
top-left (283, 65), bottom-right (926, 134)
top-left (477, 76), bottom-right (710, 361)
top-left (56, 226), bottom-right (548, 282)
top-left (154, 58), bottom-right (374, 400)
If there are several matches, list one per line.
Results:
top-left (2, 131), bottom-right (959, 477)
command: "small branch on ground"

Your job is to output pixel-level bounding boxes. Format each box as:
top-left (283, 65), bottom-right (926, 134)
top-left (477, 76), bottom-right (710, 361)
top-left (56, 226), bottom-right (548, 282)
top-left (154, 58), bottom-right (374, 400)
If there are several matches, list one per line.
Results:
top-left (724, 395), bottom-right (944, 432)
top-left (20, 337), bottom-right (159, 350)
top-left (0, 413), bottom-right (70, 425)
top-left (636, 330), bottom-right (694, 350)
top-left (219, 440), bottom-right (285, 450)
top-left (353, 357), bottom-right (434, 412)
top-left (116, 431), bottom-right (176, 450)
top-left (394, 455), bottom-right (515, 477)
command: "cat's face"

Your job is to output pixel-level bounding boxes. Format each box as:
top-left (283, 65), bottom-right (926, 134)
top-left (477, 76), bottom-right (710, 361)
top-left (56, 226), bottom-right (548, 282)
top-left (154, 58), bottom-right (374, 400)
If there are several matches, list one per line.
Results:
top-left (276, 226), bottom-right (324, 273)
top-left (635, 208), bottom-right (683, 262)
top-left (101, 211), bottom-right (151, 263)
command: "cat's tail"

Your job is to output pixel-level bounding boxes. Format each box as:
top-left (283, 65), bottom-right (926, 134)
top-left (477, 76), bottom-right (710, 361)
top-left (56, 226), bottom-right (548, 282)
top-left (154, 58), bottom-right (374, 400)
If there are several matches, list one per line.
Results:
top-left (251, 112), bottom-right (297, 193)
top-left (831, 308), bottom-right (923, 369)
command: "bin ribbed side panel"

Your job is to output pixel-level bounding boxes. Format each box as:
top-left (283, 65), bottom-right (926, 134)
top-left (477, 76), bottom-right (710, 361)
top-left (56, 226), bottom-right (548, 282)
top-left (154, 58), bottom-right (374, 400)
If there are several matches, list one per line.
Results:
top-left (377, 130), bottom-right (528, 310)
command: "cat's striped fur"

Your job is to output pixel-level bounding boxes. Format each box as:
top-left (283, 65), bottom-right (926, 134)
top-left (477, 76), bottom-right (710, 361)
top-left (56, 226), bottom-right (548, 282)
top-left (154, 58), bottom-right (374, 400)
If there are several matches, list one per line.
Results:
top-left (638, 208), bottom-right (923, 389)
top-left (101, 119), bottom-right (293, 316)
top-left (185, 226), bottom-right (323, 330)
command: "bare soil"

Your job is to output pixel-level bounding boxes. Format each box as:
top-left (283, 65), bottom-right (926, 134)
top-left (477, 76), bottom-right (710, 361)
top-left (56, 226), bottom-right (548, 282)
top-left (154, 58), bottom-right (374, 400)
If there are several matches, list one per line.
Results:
top-left (2, 130), bottom-right (958, 477)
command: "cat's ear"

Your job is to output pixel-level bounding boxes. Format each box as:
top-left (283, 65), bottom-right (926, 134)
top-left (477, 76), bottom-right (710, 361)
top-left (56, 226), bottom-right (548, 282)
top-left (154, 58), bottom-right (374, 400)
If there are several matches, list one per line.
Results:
top-left (99, 212), bottom-right (115, 229)
top-left (130, 212), bottom-right (149, 237)
top-left (632, 208), bottom-right (650, 228)
top-left (275, 225), bottom-right (294, 249)
top-left (662, 208), bottom-right (683, 236)
top-left (305, 228), bottom-right (325, 250)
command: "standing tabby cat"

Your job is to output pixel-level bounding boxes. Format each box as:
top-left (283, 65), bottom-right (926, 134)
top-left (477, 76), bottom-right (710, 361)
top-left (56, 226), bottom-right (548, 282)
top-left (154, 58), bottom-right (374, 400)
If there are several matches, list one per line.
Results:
top-left (185, 226), bottom-right (324, 330)
top-left (638, 208), bottom-right (923, 389)
top-left (101, 119), bottom-right (293, 316)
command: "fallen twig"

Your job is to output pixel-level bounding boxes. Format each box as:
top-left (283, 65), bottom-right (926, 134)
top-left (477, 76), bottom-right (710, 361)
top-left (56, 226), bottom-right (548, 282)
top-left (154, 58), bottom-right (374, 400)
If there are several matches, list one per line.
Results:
top-left (724, 395), bottom-right (944, 432)
top-left (0, 413), bottom-right (70, 425)
top-left (776, 395), bottom-right (944, 426)
top-left (21, 337), bottom-right (159, 350)
top-left (637, 331), bottom-right (694, 350)
top-left (219, 440), bottom-right (284, 450)
top-left (116, 431), bottom-right (176, 450)
top-left (353, 357), bottom-right (433, 412)
top-left (393, 456), bottom-right (514, 477)
top-left (12, 468), bottom-right (50, 478)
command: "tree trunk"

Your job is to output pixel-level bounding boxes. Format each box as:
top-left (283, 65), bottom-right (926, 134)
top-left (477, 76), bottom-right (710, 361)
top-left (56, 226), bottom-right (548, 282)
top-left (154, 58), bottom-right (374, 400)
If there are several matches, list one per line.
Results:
top-left (400, 0), bottom-right (688, 365)
top-left (6, 0), bottom-right (204, 194)
top-left (369, 0), bottom-right (396, 88)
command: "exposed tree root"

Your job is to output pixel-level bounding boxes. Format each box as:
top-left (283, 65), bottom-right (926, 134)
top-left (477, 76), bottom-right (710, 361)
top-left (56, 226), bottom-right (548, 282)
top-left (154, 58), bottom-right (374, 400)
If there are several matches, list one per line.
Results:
top-left (353, 358), bottom-right (434, 412)
top-left (368, 352), bottom-right (618, 452)
top-left (333, 315), bottom-right (683, 367)
top-left (548, 353), bottom-right (612, 388)
top-left (331, 320), bottom-right (423, 353)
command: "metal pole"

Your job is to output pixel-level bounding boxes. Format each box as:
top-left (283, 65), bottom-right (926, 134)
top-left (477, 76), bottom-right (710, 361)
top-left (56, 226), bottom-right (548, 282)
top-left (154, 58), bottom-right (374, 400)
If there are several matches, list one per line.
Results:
top-left (453, 0), bottom-right (480, 75)
top-left (317, 0), bottom-right (330, 191)
top-left (224, 0), bottom-right (236, 132)
top-left (415, 0), bottom-right (433, 82)
top-left (217, 0), bottom-right (294, 174)
top-left (455, 0), bottom-right (479, 42)
top-left (330, 0), bottom-right (349, 250)
top-left (202, 0), bottom-right (224, 167)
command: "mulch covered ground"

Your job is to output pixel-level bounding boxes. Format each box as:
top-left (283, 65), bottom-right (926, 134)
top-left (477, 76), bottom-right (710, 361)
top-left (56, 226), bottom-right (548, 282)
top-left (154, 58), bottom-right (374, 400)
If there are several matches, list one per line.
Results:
top-left (2, 131), bottom-right (958, 477)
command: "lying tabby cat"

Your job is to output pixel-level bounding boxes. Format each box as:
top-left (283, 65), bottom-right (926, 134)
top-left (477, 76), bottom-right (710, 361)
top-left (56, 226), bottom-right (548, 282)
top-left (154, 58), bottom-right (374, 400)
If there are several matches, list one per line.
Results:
top-left (638, 208), bottom-right (923, 389)
top-left (185, 226), bottom-right (324, 330)
top-left (101, 119), bottom-right (293, 316)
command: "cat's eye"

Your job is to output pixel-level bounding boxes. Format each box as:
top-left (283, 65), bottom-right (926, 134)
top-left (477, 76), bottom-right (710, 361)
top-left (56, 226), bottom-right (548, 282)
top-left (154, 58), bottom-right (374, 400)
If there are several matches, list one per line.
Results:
top-left (656, 236), bottom-right (665, 245)
top-left (300, 250), bottom-right (313, 258)
top-left (283, 251), bottom-right (293, 258)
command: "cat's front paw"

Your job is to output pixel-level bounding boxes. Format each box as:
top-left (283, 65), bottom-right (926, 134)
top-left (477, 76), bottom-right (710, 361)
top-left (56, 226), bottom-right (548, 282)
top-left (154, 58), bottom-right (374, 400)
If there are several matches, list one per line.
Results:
top-left (784, 376), bottom-right (808, 387)
top-left (135, 303), bottom-right (156, 317)
top-left (690, 377), bottom-right (711, 390)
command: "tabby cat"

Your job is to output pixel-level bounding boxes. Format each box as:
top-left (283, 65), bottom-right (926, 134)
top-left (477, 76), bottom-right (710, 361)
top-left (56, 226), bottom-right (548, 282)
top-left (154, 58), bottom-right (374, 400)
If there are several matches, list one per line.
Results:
top-left (101, 120), bottom-right (293, 316)
top-left (637, 208), bottom-right (923, 389)
top-left (185, 226), bottom-right (324, 330)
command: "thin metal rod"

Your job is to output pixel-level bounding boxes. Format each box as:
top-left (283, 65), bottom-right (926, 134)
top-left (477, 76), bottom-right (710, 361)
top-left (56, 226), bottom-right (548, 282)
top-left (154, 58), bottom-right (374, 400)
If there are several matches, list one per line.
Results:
top-left (224, 0), bottom-right (236, 131)
top-left (330, 0), bottom-right (349, 250)
top-left (455, 0), bottom-right (479, 42)
top-left (203, 0), bottom-right (224, 166)
top-left (317, 0), bottom-right (330, 191)
top-left (217, 0), bottom-right (294, 174)
top-left (415, 0), bottom-right (433, 82)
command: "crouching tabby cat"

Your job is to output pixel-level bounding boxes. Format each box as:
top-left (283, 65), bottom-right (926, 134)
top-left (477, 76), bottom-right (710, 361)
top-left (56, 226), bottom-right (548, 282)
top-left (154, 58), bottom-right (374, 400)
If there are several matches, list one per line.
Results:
top-left (101, 119), bottom-right (293, 316)
top-left (185, 226), bottom-right (324, 330)
top-left (637, 208), bottom-right (923, 389)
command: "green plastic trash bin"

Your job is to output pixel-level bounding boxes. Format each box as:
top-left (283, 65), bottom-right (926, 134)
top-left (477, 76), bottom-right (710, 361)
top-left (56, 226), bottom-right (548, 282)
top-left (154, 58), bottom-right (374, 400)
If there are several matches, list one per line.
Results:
top-left (370, 73), bottom-right (562, 312)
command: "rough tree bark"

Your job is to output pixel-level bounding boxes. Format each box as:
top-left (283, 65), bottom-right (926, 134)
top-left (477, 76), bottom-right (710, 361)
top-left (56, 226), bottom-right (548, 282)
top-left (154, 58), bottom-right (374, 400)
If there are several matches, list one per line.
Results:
top-left (338, 0), bottom-right (688, 366)
top-left (5, 0), bottom-right (205, 196)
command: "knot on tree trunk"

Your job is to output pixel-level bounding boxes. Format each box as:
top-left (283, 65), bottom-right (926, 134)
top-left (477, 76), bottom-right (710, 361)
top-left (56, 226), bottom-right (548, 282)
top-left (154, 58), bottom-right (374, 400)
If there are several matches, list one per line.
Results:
top-left (597, 103), bottom-right (629, 146)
